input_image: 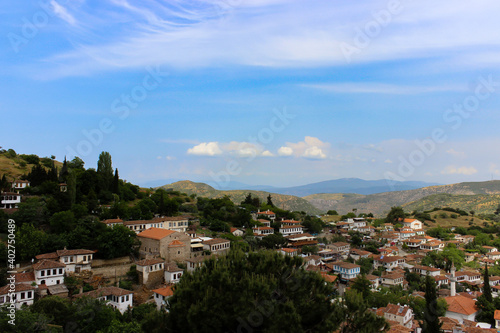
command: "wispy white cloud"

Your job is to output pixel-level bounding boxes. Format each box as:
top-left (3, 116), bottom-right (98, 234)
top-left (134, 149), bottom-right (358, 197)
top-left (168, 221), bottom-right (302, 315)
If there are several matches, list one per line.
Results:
top-left (278, 136), bottom-right (329, 159)
top-left (50, 0), bottom-right (77, 26)
top-left (187, 142), bottom-right (222, 156)
top-left (446, 148), bottom-right (466, 159)
top-left (25, 0), bottom-right (500, 78)
top-left (302, 83), bottom-right (466, 95)
top-left (441, 165), bottom-right (478, 175)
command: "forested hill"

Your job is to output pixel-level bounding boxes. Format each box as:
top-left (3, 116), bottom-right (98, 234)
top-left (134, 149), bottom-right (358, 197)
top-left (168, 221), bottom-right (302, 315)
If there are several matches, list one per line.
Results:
top-left (304, 180), bottom-right (500, 216)
top-left (158, 180), bottom-right (323, 215)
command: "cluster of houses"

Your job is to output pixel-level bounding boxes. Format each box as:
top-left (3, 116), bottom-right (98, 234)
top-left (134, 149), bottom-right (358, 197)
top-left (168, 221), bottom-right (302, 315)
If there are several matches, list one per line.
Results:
top-left (4, 189), bottom-right (500, 331)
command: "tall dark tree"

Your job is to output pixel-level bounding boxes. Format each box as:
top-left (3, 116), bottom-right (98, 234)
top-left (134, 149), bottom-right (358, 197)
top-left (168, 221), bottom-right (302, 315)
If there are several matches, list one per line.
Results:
top-left (421, 274), bottom-right (443, 333)
top-left (97, 151), bottom-right (113, 191)
top-left (59, 156), bottom-right (69, 182)
top-left (484, 264), bottom-right (493, 302)
top-left (112, 168), bottom-right (120, 194)
top-left (267, 194), bottom-right (275, 207)
top-left (476, 264), bottom-right (496, 326)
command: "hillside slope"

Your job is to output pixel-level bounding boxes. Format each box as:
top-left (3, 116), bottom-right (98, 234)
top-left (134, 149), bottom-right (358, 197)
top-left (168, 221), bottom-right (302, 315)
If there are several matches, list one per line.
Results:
top-left (304, 180), bottom-right (500, 216)
top-left (158, 180), bottom-right (323, 215)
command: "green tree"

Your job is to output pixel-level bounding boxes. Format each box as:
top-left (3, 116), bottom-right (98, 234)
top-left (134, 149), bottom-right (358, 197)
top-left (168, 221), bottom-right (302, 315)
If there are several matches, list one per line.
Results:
top-left (267, 194), bottom-right (275, 207)
top-left (385, 206), bottom-right (406, 224)
top-left (260, 233), bottom-right (288, 249)
top-left (167, 249), bottom-right (343, 332)
top-left (49, 210), bottom-right (76, 234)
top-left (112, 168), bottom-right (120, 195)
top-left (97, 225), bottom-right (139, 259)
top-left (340, 289), bottom-right (388, 333)
top-left (476, 264), bottom-right (495, 326)
top-left (97, 151), bottom-right (113, 192)
top-left (16, 223), bottom-right (48, 261)
top-left (421, 274), bottom-right (443, 333)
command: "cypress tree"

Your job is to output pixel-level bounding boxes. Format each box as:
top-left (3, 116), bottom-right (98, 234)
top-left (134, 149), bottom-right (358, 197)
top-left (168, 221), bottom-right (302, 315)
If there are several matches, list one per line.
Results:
top-left (421, 274), bottom-right (443, 333)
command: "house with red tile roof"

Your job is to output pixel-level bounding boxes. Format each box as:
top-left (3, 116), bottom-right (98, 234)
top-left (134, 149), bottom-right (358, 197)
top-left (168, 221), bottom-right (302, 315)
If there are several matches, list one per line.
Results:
top-left (257, 210), bottom-right (276, 220)
top-left (444, 294), bottom-right (479, 323)
top-left (74, 286), bottom-right (133, 314)
top-left (137, 228), bottom-right (192, 262)
top-left (0, 283), bottom-right (36, 309)
top-left (332, 261), bottom-right (361, 280)
top-left (253, 226), bottom-right (274, 237)
top-left (136, 258), bottom-right (165, 286)
top-left (202, 238), bottom-right (230, 254)
top-left (165, 262), bottom-right (184, 284)
top-left (153, 285), bottom-right (174, 310)
top-left (377, 303), bottom-right (414, 329)
top-left (33, 259), bottom-right (66, 286)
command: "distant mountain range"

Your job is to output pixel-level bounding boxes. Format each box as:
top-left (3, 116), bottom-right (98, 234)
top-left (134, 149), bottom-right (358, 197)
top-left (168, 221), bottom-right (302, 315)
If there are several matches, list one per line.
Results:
top-left (306, 180), bottom-right (500, 216)
top-left (157, 180), bottom-right (323, 215)
top-left (161, 179), bottom-right (500, 217)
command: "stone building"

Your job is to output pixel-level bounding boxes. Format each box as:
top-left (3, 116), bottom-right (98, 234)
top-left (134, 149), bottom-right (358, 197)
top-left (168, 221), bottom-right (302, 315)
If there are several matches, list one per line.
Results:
top-left (137, 228), bottom-right (191, 262)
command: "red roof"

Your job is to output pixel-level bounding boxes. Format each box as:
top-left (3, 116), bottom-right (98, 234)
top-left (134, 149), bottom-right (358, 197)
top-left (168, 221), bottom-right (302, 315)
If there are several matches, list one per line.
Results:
top-left (444, 295), bottom-right (478, 315)
top-left (74, 286), bottom-right (132, 298)
top-left (168, 240), bottom-right (185, 247)
top-left (137, 228), bottom-right (176, 240)
top-left (136, 258), bottom-right (164, 266)
top-left (153, 286), bottom-right (174, 297)
top-left (33, 259), bottom-right (65, 270)
top-left (0, 283), bottom-right (36, 295)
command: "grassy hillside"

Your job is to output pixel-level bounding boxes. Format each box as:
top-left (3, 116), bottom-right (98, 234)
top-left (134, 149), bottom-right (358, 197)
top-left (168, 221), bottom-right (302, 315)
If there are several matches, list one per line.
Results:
top-left (159, 180), bottom-right (323, 215)
top-left (403, 193), bottom-right (500, 215)
top-left (0, 151), bottom-right (63, 181)
top-left (421, 209), bottom-right (487, 229)
top-left (303, 180), bottom-right (500, 217)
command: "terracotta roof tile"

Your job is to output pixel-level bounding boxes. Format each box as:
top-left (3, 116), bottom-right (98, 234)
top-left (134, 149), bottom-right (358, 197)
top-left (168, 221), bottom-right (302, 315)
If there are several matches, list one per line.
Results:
top-left (33, 259), bottom-right (65, 270)
top-left (74, 286), bottom-right (132, 298)
top-left (137, 228), bottom-right (176, 240)
top-left (153, 286), bottom-right (174, 297)
top-left (444, 295), bottom-right (478, 315)
top-left (136, 258), bottom-right (164, 266)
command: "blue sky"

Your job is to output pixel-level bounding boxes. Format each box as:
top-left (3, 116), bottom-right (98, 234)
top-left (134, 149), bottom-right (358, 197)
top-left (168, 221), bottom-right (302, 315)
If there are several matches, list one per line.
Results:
top-left (2, 0), bottom-right (500, 188)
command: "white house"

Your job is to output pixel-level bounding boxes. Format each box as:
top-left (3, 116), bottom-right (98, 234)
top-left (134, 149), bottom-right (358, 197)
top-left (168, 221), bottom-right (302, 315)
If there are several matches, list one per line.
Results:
top-left (444, 295), bottom-right (478, 323)
top-left (380, 272), bottom-right (405, 288)
top-left (332, 261), bottom-right (360, 280)
top-left (257, 210), bottom-right (276, 220)
top-left (75, 287), bottom-right (133, 314)
top-left (36, 248), bottom-right (95, 273)
top-left (202, 238), bottom-right (230, 254)
top-left (33, 259), bottom-right (65, 286)
top-left (280, 248), bottom-right (299, 256)
top-left (154, 216), bottom-right (189, 233)
top-left (0, 192), bottom-right (21, 209)
top-left (279, 225), bottom-right (304, 236)
top-left (152, 286), bottom-right (174, 310)
top-left (136, 258), bottom-right (165, 285)
top-left (412, 265), bottom-right (441, 277)
top-left (11, 180), bottom-right (30, 191)
top-left (377, 303), bottom-right (414, 329)
top-left (123, 220), bottom-right (167, 234)
top-left (165, 262), bottom-right (183, 284)
top-left (57, 249), bottom-right (95, 273)
top-left (400, 218), bottom-right (423, 230)
top-left (0, 284), bottom-right (36, 309)
top-left (373, 256), bottom-right (405, 271)
top-left (253, 226), bottom-right (274, 237)
top-left (101, 218), bottom-right (124, 227)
